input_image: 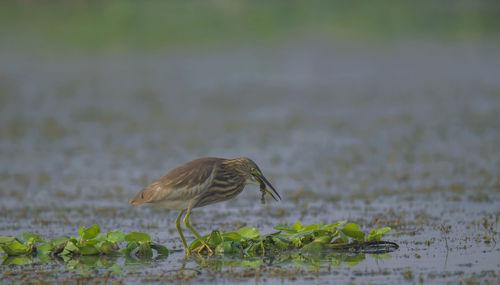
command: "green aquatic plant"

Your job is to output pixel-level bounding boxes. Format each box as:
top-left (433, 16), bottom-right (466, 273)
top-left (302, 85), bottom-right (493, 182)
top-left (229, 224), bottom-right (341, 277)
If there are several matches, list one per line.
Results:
top-left (188, 221), bottom-right (396, 256)
top-left (0, 224), bottom-right (169, 261)
top-left (0, 220), bottom-right (396, 270)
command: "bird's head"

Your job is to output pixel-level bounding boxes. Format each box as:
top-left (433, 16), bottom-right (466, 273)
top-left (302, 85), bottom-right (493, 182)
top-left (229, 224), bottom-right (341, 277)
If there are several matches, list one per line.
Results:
top-left (234, 157), bottom-right (281, 201)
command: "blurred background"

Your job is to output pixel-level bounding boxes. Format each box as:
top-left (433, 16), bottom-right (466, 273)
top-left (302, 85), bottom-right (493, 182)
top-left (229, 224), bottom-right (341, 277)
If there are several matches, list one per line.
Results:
top-left (1, 0), bottom-right (499, 243)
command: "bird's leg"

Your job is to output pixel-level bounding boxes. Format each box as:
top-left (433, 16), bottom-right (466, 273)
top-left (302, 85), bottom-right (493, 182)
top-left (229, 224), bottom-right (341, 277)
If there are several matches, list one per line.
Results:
top-left (183, 206), bottom-right (214, 255)
top-left (175, 209), bottom-right (188, 255)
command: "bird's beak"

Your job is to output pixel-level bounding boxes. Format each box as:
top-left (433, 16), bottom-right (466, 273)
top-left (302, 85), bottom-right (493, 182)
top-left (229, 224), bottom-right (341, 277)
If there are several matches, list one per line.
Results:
top-left (256, 173), bottom-right (281, 201)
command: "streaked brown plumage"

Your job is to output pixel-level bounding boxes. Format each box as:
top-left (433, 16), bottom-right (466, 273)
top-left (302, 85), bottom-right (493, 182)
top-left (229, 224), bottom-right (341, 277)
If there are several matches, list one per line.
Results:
top-left (129, 157), bottom-right (280, 255)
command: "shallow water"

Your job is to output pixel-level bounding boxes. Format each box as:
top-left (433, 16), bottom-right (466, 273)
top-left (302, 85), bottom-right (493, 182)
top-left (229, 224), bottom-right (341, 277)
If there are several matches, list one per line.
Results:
top-left (0, 41), bottom-right (499, 283)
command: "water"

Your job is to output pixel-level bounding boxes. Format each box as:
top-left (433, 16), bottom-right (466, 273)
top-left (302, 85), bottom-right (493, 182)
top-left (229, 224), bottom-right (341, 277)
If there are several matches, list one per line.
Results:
top-left (0, 41), bottom-right (499, 283)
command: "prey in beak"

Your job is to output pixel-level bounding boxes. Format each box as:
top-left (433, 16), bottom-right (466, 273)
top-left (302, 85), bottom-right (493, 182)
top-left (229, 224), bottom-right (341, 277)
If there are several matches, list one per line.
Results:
top-left (255, 172), bottom-right (281, 203)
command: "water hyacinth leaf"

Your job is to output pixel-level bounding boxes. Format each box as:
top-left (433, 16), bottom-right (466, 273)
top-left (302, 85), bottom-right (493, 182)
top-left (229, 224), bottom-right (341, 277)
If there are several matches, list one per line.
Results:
top-left (98, 241), bottom-right (116, 254)
top-left (188, 238), bottom-right (202, 250)
top-left (50, 236), bottom-right (70, 255)
top-left (312, 229), bottom-right (331, 238)
top-left (207, 231), bottom-right (223, 247)
top-left (80, 244), bottom-right (99, 256)
top-left (92, 234), bottom-right (107, 243)
top-left (0, 236), bottom-right (16, 245)
top-left (367, 227), bottom-right (391, 241)
top-left (271, 236), bottom-right (290, 250)
top-left (215, 241), bottom-right (234, 254)
top-left (125, 232), bottom-right (151, 243)
top-left (236, 226), bottom-right (261, 240)
top-left (323, 221), bottom-right (347, 231)
top-left (36, 243), bottom-right (51, 256)
top-left (83, 239), bottom-right (98, 246)
top-left (136, 242), bottom-right (153, 259)
top-left (343, 223), bottom-right (359, 232)
top-left (1, 240), bottom-right (32, 256)
top-left (302, 224), bottom-right (319, 231)
top-left (222, 232), bottom-right (242, 242)
top-left (341, 229), bottom-right (365, 241)
top-left (51, 236), bottom-right (70, 246)
top-left (120, 240), bottom-right (139, 255)
top-left (246, 241), bottom-right (264, 255)
top-left (188, 232), bottom-right (210, 250)
top-left (150, 243), bottom-right (169, 256)
top-left (82, 224), bottom-right (100, 240)
top-left (274, 224), bottom-right (297, 233)
top-left (78, 226), bottom-right (85, 237)
top-left (301, 241), bottom-right (326, 252)
top-left (314, 235), bottom-right (332, 243)
top-left (341, 223), bottom-right (365, 241)
top-left (106, 230), bottom-right (126, 243)
top-left (338, 231), bottom-right (349, 243)
top-left (22, 232), bottom-right (45, 243)
top-left (292, 221), bottom-right (303, 230)
top-left (289, 229), bottom-right (316, 244)
top-left (63, 240), bottom-right (80, 255)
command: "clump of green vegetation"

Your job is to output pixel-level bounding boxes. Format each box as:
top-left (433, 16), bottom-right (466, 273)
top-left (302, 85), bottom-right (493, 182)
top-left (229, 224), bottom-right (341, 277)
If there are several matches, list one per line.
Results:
top-left (0, 224), bottom-right (168, 261)
top-left (0, 221), bottom-right (396, 269)
top-left (189, 221), bottom-right (395, 255)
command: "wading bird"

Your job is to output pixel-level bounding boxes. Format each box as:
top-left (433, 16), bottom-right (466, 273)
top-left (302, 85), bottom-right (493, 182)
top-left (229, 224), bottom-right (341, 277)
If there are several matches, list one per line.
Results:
top-left (129, 157), bottom-right (280, 255)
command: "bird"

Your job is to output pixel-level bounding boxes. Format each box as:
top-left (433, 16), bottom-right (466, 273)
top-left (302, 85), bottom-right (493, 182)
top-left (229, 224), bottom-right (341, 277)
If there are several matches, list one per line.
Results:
top-left (129, 157), bottom-right (281, 255)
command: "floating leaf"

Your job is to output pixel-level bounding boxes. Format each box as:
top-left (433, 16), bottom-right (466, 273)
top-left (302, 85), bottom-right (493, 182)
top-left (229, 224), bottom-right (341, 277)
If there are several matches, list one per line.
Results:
top-left (62, 240), bottom-right (80, 256)
top-left (120, 241), bottom-right (139, 255)
top-left (274, 224), bottom-right (297, 233)
top-left (125, 232), bottom-right (151, 243)
top-left (236, 226), bottom-right (261, 240)
top-left (136, 242), bottom-right (153, 259)
top-left (82, 224), bottom-right (100, 240)
top-left (1, 240), bottom-right (32, 256)
top-left (302, 224), bottom-right (319, 231)
top-left (322, 221), bottom-right (347, 231)
top-left (271, 236), bottom-right (290, 250)
top-left (150, 243), bottom-right (169, 256)
top-left (313, 235), bottom-right (332, 243)
top-left (215, 241), bottom-right (234, 254)
top-left (343, 223), bottom-right (359, 231)
top-left (341, 223), bottom-right (365, 241)
top-left (292, 221), bottom-right (303, 230)
top-left (22, 232), bottom-right (45, 243)
top-left (367, 227), bottom-right (391, 241)
top-left (98, 241), bottom-right (117, 255)
top-left (302, 241), bottom-right (326, 252)
top-left (207, 230), bottom-right (223, 247)
top-left (80, 244), bottom-right (99, 256)
top-left (78, 226), bottom-right (85, 237)
top-left (0, 236), bottom-right (16, 245)
top-left (341, 230), bottom-right (365, 241)
top-left (222, 232), bottom-right (242, 242)
top-left (36, 243), bottom-right (52, 257)
top-left (106, 230), bottom-right (125, 243)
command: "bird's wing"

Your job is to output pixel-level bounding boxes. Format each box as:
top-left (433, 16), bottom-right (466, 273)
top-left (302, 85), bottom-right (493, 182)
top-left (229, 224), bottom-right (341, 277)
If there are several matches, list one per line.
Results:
top-left (129, 157), bottom-right (220, 205)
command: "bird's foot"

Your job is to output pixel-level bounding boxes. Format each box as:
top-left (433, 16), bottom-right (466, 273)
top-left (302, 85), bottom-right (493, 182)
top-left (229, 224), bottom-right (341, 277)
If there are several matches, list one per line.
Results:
top-left (191, 244), bottom-right (213, 256)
